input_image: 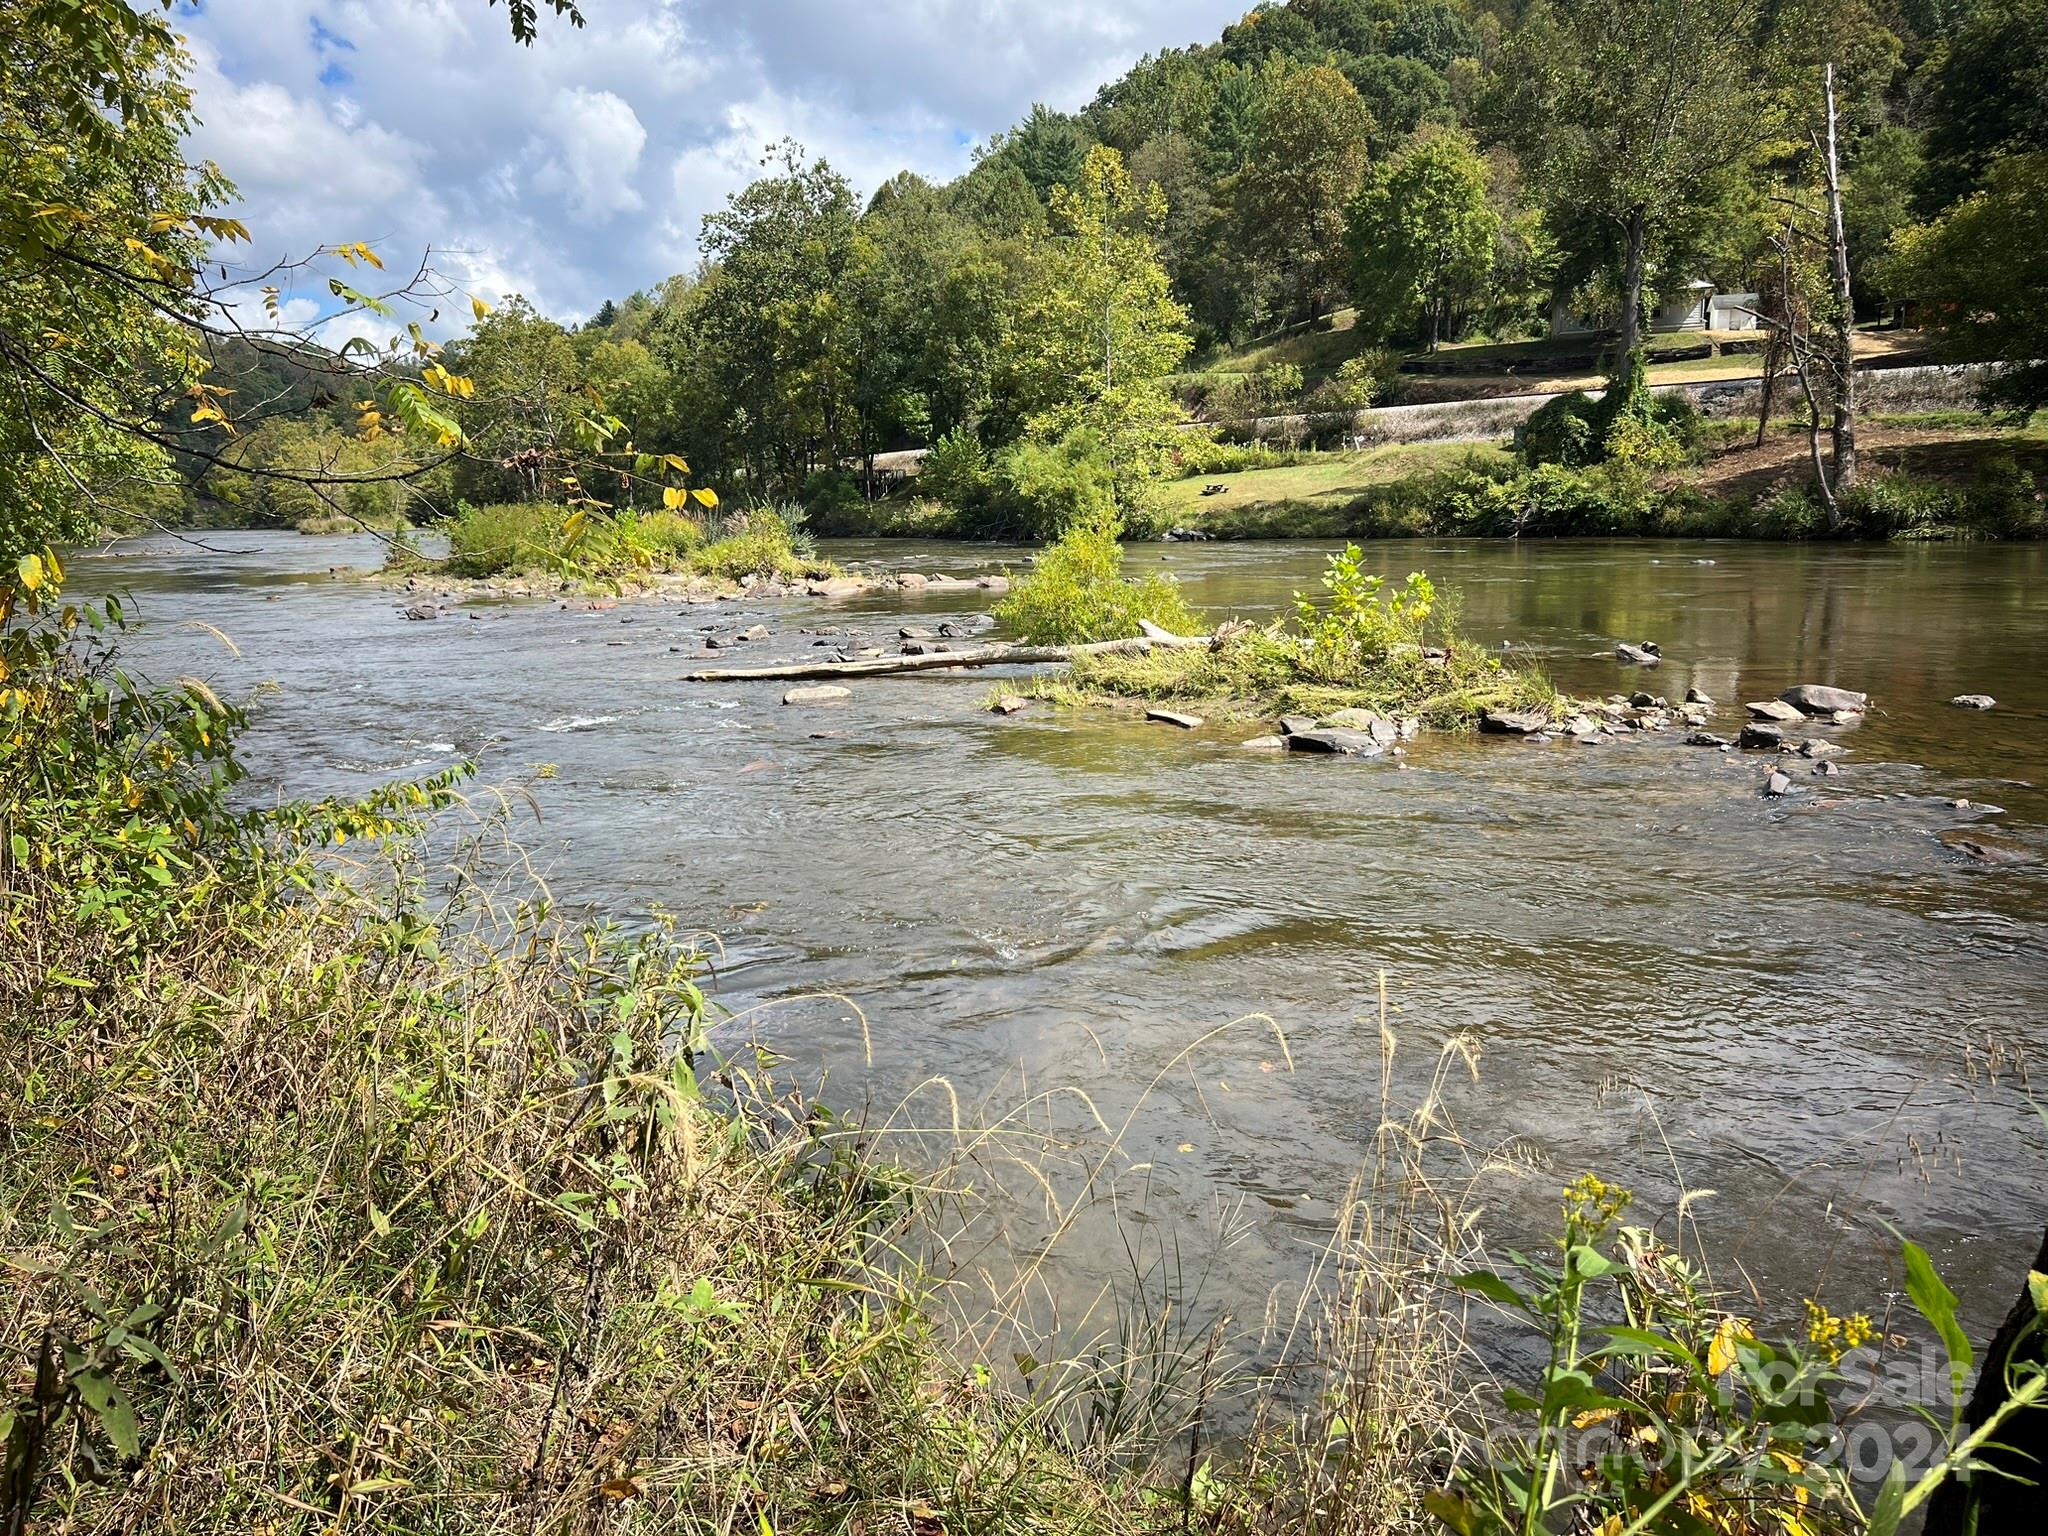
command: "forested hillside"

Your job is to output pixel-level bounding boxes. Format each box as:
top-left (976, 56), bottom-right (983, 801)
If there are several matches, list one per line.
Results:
top-left (173, 0), bottom-right (2045, 538)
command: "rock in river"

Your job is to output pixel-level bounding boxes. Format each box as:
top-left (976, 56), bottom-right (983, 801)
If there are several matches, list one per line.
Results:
top-left (1239, 735), bottom-right (1287, 750)
top-left (402, 602), bottom-right (440, 621)
top-left (1950, 694), bottom-right (1996, 710)
top-left (1745, 699), bottom-right (1805, 723)
top-left (1798, 738), bottom-right (1844, 758)
top-left (782, 685), bottom-right (852, 705)
top-left (1284, 729), bottom-right (1385, 756)
top-left (1762, 769), bottom-right (1793, 797)
top-left (1278, 714), bottom-right (1317, 737)
top-left (1617, 642), bottom-right (1661, 665)
top-left (990, 694), bottom-right (1030, 715)
top-left (1779, 683), bottom-right (1868, 715)
top-left (1737, 723), bottom-right (1784, 750)
top-left (1685, 686), bottom-right (1715, 706)
top-left (1145, 708), bottom-right (1204, 729)
top-left (1685, 731), bottom-right (1731, 748)
top-left (1478, 708), bottom-right (1551, 735)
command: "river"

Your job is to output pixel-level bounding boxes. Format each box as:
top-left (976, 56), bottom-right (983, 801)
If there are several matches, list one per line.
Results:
top-left (73, 529), bottom-right (2048, 1407)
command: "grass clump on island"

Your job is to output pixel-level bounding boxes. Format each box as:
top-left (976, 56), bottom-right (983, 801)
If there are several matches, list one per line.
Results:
top-left (0, 589), bottom-right (1127, 1536)
top-left (437, 500), bottom-right (836, 584)
top-left (998, 520), bottom-right (1554, 727)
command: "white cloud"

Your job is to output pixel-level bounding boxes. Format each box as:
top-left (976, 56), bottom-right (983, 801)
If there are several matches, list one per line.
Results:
top-left (176, 0), bottom-right (1250, 326)
top-left (533, 88), bottom-right (648, 221)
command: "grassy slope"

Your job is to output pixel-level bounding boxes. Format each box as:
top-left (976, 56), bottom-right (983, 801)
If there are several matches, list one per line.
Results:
top-left (1157, 442), bottom-right (1509, 517)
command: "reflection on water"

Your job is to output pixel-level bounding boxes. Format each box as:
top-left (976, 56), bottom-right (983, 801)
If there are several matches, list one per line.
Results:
top-left (75, 530), bottom-right (2048, 1360)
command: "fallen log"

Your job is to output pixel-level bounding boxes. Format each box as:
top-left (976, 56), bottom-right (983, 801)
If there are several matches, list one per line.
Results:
top-left (681, 633), bottom-right (1211, 682)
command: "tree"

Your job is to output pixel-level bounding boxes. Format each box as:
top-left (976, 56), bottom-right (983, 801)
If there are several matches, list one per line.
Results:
top-left (1233, 63), bottom-right (1376, 322)
top-left (654, 143), bottom-right (864, 498)
top-left (1003, 147), bottom-right (1191, 488)
top-left (1348, 129), bottom-right (1500, 349)
top-left (445, 297), bottom-right (587, 503)
top-left (2, 0), bottom-right (599, 588)
top-left (1916, 0), bottom-right (2048, 211)
top-left (987, 105), bottom-right (1093, 203)
top-left (1882, 152), bottom-right (2048, 415)
top-left (1491, 0), bottom-right (1771, 355)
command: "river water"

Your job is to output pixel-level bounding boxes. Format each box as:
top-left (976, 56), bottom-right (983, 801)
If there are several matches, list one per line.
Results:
top-left (73, 530), bottom-right (2048, 1389)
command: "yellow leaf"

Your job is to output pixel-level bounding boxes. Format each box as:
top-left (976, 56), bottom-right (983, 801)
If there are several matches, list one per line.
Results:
top-left (664, 453), bottom-right (690, 474)
top-left (599, 1475), bottom-right (645, 1501)
top-left (1572, 1407), bottom-right (1617, 1430)
top-left (355, 241), bottom-right (384, 270)
top-left (471, 295), bottom-right (491, 321)
top-left (1707, 1315), bottom-right (1753, 1377)
top-left (662, 486), bottom-right (686, 510)
top-left (691, 487), bottom-right (718, 508)
top-left (16, 554), bottom-right (45, 592)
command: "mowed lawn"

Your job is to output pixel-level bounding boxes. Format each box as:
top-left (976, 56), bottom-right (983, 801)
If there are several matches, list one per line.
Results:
top-left (1158, 441), bottom-right (1510, 515)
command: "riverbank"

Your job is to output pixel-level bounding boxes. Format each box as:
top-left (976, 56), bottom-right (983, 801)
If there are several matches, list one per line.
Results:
top-left (0, 612), bottom-right (1131, 1534)
top-left (819, 410), bottom-right (2046, 544)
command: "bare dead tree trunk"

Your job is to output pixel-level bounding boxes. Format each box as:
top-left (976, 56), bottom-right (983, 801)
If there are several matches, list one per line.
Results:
top-left (1616, 204), bottom-right (1648, 359)
top-left (1820, 63), bottom-right (1857, 492)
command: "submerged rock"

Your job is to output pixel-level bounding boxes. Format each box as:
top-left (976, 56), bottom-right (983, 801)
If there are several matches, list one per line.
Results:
top-left (1617, 642), bottom-right (1662, 665)
top-left (782, 685), bottom-right (852, 705)
top-left (1813, 759), bottom-right (1842, 777)
top-left (1798, 738), bottom-right (1844, 758)
top-left (1285, 728), bottom-right (1384, 756)
top-left (1478, 708), bottom-right (1551, 735)
top-left (402, 602), bottom-right (440, 621)
top-left (990, 694), bottom-right (1030, 715)
top-left (1780, 683), bottom-right (1869, 715)
top-left (1239, 734), bottom-right (1287, 750)
top-left (1938, 828), bottom-right (2033, 865)
top-left (896, 572), bottom-right (929, 591)
top-left (1685, 731), bottom-right (1732, 748)
top-left (1950, 694), bottom-right (1997, 710)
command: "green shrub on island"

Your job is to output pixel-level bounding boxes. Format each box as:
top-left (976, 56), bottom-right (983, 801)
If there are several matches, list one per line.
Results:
top-left (437, 501), bottom-right (830, 583)
top-left (994, 512), bottom-right (1199, 644)
top-left (684, 505), bottom-right (829, 582)
top-left (1044, 548), bottom-right (1555, 725)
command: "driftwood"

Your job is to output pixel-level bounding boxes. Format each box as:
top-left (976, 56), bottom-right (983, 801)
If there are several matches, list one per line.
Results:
top-left (681, 630), bottom-right (1212, 682)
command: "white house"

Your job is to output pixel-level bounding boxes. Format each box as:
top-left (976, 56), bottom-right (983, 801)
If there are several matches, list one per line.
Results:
top-left (1550, 278), bottom-right (1758, 337)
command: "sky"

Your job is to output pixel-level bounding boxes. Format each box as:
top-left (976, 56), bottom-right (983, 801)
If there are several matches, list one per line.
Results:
top-left (176, 0), bottom-right (1250, 340)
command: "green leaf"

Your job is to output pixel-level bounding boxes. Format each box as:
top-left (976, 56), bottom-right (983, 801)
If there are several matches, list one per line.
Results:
top-left (1903, 1238), bottom-right (1972, 1411)
top-left (1866, 1459), bottom-right (1905, 1536)
top-left (1453, 1269), bottom-right (1532, 1310)
top-left (1566, 1243), bottom-right (1616, 1279)
top-left (73, 1368), bottom-right (140, 1458)
top-left (1422, 1488), bottom-right (1481, 1536)
top-left (9, 832), bottom-right (27, 864)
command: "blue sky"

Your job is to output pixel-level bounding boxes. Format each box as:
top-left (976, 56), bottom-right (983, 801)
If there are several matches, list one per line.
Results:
top-left (176, 1), bottom-right (1249, 339)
